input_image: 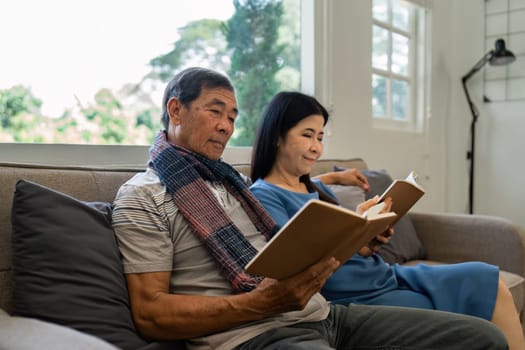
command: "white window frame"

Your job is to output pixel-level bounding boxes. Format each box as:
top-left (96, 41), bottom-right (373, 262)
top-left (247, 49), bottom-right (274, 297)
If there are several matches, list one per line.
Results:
top-left (0, 0), bottom-right (321, 167)
top-left (371, 0), bottom-right (430, 133)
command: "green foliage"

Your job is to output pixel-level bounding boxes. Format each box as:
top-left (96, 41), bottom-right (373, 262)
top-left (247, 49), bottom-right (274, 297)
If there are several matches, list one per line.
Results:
top-left (0, 85), bottom-right (42, 129)
top-left (147, 0), bottom-right (300, 147)
top-left (135, 110), bottom-right (155, 129)
top-left (81, 130), bottom-right (91, 143)
top-left (79, 89), bottom-right (127, 144)
top-left (1, 0), bottom-right (301, 146)
top-left (94, 89), bottom-right (123, 110)
top-left (149, 19), bottom-right (229, 82)
top-left (225, 0), bottom-right (289, 146)
top-left (101, 117), bottom-right (126, 144)
top-left (135, 109), bottom-right (162, 144)
top-left (276, 0), bottom-right (301, 90)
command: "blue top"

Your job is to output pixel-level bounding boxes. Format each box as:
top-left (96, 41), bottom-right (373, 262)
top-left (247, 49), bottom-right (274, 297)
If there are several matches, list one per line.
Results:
top-left (250, 178), bottom-right (499, 320)
top-left (250, 179), bottom-right (398, 300)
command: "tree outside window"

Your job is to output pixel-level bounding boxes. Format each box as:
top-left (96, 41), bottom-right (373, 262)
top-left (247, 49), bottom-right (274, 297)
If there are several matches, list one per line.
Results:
top-left (0, 0), bottom-right (300, 147)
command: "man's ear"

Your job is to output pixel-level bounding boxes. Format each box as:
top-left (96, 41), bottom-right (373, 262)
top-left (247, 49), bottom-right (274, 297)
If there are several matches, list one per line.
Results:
top-left (167, 97), bottom-right (182, 125)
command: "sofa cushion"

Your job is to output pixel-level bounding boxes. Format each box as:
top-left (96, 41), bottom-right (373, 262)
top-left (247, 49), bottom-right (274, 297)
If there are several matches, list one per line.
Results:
top-left (326, 184), bottom-right (366, 211)
top-left (333, 166), bottom-right (425, 264)
top-left (0, 309), bottom-right (119, 350)
top-left (10, 180), bottom-right (150, 350)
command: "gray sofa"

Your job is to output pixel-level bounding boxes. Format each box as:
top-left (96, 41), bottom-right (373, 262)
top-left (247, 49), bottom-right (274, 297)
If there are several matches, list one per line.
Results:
top-left (1, 159), bottom-right (524, 349)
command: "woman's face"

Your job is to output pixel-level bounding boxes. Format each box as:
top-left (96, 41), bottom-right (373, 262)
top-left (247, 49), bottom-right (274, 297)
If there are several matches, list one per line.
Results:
top-left (275, 114), bottom-right (325, 178)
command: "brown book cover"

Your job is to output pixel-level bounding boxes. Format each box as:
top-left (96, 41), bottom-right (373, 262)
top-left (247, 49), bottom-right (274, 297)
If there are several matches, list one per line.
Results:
top-left (245, 199), bottom-right (397, 279)
top-left (372, 171), bottom-right (425, 225)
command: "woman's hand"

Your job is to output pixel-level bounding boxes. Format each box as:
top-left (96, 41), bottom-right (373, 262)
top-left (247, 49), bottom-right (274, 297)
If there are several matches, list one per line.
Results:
top-left (356, 196), bottom-right (379, 215)
top-left (358, 227), bottom-right (395, 257)
top-left (314, 168), bottom-right (370, 192)
top-left (357, 197), bottom-right (395, 257)
top-left (356, 196), bottom-right (392, 216)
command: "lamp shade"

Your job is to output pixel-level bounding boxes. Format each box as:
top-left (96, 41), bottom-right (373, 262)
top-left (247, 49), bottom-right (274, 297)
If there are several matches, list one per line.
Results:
top-left (490, 38), bottom-right (516, 66)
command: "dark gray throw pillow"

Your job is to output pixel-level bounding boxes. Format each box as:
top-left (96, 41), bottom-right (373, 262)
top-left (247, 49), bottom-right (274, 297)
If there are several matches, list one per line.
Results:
top-left (333, 166), bottom-right (425, 264)
top-left (326, 184), bottom-right (365, 211)
top-left (11, 180), bottom-right (185, 350)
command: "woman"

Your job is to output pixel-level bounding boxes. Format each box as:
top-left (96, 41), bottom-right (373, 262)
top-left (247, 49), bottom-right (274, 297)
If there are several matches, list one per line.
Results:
top-left (250, 91), bottom-right (525, 350)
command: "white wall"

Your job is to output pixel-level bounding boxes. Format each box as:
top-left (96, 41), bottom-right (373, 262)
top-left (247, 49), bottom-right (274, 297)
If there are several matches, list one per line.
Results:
top-left (447, 0), bottom-right (525, 226)
top-left (318, 0), bottom-right (449, 213)
top-left (321, 0), bottom-right (525, 227)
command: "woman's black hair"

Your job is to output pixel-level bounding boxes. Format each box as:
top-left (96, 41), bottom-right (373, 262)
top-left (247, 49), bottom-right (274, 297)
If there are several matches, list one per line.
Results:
top-left (251, 91), bottom-right (337, 204)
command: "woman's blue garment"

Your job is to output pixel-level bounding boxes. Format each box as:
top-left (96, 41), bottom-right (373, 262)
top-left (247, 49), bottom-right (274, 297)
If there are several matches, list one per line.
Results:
top-left (250, 179), bottom-right (498, 320)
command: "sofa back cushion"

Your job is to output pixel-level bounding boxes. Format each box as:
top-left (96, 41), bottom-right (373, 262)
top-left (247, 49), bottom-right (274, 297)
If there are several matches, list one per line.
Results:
top-left (0, 163), bottom-right (142, 313)
top-left (11, 180), bottom-right (149, 350)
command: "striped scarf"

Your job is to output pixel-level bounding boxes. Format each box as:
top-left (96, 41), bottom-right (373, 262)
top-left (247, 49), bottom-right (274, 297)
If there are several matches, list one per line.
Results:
top-left (149, 132), bottom-right (277, 292)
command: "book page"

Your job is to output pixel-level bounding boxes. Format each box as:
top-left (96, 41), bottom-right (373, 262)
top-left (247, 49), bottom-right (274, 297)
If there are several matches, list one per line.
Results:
top-left (406, 171), bottom-right (418, 184)
top-left (405, 171), bottom-right (424, 191)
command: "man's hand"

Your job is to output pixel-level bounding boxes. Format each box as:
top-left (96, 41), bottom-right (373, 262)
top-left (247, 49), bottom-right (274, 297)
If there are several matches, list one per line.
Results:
top-left (249, 257), bottom-right (340, 315)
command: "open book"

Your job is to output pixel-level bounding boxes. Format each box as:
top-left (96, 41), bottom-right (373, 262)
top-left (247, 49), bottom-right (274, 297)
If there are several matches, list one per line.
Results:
top-left (364, 171), bottom-right (425, 225)
top-left (245, 199), bottom-right (398, 279)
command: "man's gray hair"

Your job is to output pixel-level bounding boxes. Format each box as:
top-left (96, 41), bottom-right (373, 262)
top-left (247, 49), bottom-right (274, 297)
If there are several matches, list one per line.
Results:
top-left (161, 67), bottom-right (234, 130)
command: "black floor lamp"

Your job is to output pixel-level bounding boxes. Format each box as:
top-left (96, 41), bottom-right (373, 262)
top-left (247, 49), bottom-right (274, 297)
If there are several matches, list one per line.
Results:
top-left (461, 38), bottom-right (515, 214)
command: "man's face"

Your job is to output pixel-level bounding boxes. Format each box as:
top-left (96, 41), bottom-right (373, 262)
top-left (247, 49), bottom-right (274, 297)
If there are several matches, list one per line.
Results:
top-left (167, 87), bottom-right (238, 160)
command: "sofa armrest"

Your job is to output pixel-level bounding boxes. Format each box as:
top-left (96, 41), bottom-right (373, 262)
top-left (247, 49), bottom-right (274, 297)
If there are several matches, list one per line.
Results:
top-left (408, 212), bottom-right (525, 276)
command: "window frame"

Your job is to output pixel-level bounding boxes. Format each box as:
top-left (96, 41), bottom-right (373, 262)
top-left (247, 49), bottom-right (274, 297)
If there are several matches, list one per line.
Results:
top-left (371, 0), bottom-right (429, 133)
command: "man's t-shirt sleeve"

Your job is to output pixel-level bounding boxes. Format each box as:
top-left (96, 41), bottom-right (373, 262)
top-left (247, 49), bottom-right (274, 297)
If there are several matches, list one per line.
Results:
top-left (112, 182), bottom-right (174, 274)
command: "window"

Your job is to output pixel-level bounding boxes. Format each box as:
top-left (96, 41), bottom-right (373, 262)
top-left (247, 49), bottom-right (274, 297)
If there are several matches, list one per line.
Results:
top-left (371, 0), bottom-right (428, 131)
top-left (0, 0), bottom-right (301, 147)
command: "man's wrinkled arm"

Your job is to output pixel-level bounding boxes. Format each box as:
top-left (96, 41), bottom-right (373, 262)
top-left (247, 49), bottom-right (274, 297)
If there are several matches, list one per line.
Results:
top-left (126, 257), bottom-right (340, 340)
top-left (126, 271), bottom-right (267, 340)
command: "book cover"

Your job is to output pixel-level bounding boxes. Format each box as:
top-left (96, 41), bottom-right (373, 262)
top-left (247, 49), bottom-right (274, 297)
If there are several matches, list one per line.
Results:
top-left (374, 171), bottom-right (425, 225)
top-left (245, 199), bottom-right (397, 279)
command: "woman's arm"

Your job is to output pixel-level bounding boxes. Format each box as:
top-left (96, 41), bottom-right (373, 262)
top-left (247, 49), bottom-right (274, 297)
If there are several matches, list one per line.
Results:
top-left (313, 168), bottom-right (370, 192)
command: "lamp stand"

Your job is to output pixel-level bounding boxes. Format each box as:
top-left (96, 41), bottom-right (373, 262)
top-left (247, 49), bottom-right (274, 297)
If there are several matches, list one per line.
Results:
top-left (461, 78), bottom-right (478, 214)
top-left (461, 51), bottom-right (491, 215)
top-left (460, 39), bottom-right (515, 214)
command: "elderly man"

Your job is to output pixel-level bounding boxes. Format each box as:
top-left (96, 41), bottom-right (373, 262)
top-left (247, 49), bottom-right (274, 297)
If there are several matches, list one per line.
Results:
top-left (112, 67), bottom-right (507, 350)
